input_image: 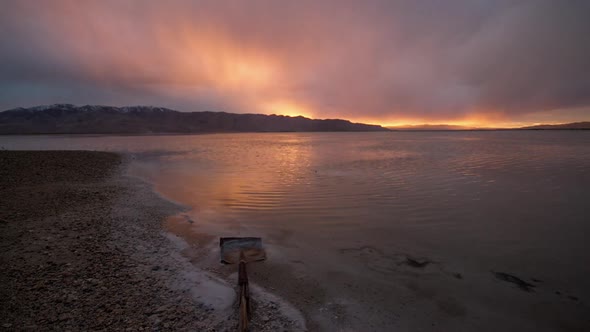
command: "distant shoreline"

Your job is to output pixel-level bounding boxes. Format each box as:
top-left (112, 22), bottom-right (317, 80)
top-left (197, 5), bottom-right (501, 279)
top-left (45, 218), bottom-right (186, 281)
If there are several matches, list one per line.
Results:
top-left (1, 126), bottom-right (589, 136)
top-left (1, 104), bottom-right (588, 134)
top-left (1, 128), bottom-right (589, 136)
top-left (387, 128), bottom-right (590, 132)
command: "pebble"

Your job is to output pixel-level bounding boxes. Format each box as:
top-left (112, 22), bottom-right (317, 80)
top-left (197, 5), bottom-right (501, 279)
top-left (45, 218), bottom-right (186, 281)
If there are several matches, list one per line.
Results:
top-left (0, 151), bottom-right (305, 332)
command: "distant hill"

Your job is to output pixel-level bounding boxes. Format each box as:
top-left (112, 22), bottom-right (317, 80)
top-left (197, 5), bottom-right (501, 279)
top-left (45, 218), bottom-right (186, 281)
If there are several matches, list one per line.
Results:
top-left (388, 122), bottom-right (590, 131)
top-left (0, 104), bottom-right (388, 134)
top-left (520, 122), bottom-right (590, 130)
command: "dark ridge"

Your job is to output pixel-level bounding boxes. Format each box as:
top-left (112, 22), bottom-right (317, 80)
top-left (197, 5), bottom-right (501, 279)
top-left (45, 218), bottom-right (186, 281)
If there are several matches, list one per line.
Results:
top-left (520, 122), bottom-right (590, 130)
top-left (387, 122), bottom-right (590, 131)
top-left (0, 104), bottom-right (388, 134)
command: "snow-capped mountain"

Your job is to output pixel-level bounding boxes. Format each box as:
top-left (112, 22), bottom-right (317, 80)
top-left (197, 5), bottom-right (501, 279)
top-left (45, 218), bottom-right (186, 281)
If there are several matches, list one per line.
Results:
top-left (0, 105), bottom-right (388, 134)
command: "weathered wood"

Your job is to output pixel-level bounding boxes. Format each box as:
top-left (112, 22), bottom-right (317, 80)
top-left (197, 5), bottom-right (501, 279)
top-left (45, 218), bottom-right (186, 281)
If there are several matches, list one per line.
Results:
top-left (238, 255), bottom-right (251, 331)
top-left (219, 239), bottom-right (266, 331)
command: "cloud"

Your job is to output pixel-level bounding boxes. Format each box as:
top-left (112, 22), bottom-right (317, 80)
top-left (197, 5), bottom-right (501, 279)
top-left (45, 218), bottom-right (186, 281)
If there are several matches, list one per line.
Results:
top-left (0, 0), bottom-right (589, 124)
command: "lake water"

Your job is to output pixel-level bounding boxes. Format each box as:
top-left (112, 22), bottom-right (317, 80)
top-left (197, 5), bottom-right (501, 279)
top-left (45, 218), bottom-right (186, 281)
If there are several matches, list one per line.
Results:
top-left (3, 131), bottom-right (589, 330)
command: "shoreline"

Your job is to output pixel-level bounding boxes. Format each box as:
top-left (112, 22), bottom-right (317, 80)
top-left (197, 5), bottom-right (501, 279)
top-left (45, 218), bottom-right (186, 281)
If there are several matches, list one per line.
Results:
top-left (2, 149), bottom-right (589, 331)
top-left (1, 128), bottom-right (589, 139)
top-left (133, 151), bottom-right (590, 332)
top-left (0, 151), bottom-right (304, 331)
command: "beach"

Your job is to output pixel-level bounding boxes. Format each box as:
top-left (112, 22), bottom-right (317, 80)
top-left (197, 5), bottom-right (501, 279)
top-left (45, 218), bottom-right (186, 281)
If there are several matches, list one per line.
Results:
top-left (0, 151), bottom-right (303, 331)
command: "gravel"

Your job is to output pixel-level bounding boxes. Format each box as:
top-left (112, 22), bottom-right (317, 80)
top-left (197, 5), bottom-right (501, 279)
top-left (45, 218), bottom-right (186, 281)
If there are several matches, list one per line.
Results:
top-left (0, 151), bottom-right (305, 331)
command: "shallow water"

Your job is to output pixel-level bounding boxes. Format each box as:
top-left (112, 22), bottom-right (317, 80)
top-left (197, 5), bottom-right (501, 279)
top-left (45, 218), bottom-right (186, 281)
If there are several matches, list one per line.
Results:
top-left (3, 131), bottom-right (590, 329)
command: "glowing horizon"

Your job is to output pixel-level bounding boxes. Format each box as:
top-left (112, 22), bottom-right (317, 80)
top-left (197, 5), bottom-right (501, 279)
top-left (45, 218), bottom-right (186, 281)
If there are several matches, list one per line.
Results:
top-left (0, 1), bottom-right (589, 126)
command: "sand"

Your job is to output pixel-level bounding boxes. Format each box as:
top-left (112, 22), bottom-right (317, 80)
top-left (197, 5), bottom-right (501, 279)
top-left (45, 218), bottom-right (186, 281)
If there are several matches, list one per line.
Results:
top-left (0, 151), bottom-right (304, 331)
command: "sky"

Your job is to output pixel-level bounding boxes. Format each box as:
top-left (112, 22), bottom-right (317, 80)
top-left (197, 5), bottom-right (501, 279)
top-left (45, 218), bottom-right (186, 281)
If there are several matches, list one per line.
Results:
top-left (1, 0), bottom-right (589, 127)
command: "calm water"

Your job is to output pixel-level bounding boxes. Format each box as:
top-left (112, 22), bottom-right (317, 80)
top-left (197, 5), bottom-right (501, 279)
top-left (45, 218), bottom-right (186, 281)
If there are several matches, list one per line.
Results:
top-left (3, 131), bottom-right (590, 325)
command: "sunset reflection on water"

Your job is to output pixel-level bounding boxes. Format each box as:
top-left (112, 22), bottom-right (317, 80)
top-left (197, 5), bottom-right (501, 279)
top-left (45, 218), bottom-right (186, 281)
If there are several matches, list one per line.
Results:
top-left (127, 132), bottom-right (590, 264)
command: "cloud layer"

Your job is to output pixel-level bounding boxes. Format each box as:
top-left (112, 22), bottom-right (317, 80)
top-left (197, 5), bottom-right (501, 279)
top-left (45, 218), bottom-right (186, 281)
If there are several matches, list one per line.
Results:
top-left (1, 0), bottom-right (589, 125)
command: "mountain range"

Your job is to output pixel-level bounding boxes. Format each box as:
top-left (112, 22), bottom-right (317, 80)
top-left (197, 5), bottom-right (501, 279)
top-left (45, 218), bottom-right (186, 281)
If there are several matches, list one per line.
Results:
top-left (1, 104), bottom-right (588, 134)
top-left (0, 104), bottom-right (388, 134)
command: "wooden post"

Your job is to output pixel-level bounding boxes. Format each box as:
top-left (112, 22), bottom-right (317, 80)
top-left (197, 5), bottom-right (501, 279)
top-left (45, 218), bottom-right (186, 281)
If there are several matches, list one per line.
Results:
top-left (238, 254), bottom-right (250, 332)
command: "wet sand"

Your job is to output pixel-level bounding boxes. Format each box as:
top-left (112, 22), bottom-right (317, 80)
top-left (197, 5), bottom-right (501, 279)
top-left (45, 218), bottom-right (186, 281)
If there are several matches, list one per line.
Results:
top-left (164, 212), bottom-right (590, 332)
top-left (0, 151), bottom-right (303, 331)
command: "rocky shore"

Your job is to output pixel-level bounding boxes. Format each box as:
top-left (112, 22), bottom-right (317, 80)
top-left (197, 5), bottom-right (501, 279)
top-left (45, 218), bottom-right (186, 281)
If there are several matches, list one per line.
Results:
top-left (0, 151), bottom-right (304, 331)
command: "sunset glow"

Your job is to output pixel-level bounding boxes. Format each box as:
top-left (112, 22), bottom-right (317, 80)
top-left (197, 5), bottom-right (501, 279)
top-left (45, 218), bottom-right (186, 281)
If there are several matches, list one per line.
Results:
top-left (0, 0), bottom-right (588, 126)
top-left (262, 100), bottom-right (314, 119)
